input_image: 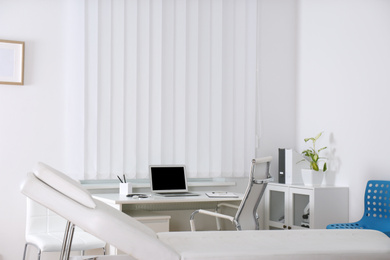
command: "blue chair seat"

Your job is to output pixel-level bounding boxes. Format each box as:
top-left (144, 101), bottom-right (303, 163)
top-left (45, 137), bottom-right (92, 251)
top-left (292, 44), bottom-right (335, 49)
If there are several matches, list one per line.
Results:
top-left (327, 180), bottom-right (390, 237)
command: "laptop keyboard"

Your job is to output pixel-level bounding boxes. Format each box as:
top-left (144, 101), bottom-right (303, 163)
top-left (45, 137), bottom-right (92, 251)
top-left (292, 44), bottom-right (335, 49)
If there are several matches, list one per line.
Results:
top-left (158, 192), bottom-right (199, 197)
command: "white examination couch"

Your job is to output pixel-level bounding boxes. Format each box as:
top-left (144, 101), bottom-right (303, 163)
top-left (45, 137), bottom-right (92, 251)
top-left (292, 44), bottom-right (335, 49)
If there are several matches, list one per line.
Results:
top-left (21, 163), bottom-right (390, 260)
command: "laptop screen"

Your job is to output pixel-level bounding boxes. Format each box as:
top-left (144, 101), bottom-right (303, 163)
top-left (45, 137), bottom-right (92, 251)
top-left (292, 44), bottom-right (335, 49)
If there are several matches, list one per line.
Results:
top-left (149, 165), bottom-right (188, 193)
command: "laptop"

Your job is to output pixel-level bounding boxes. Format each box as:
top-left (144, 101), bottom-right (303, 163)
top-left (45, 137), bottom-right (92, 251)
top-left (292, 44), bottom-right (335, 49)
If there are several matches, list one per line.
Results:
top-left (149, 165), bottom-right (199, 197)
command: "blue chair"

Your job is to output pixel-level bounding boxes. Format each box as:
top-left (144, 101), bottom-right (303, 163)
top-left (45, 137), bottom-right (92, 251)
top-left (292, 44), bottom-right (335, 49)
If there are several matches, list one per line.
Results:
top-left (327, 180), bottom-right (390, 237)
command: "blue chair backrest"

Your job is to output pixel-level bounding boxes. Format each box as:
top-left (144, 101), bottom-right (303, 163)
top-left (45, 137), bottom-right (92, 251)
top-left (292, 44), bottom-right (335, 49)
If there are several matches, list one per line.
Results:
top-left (363, 180), bottom-right (390, 228)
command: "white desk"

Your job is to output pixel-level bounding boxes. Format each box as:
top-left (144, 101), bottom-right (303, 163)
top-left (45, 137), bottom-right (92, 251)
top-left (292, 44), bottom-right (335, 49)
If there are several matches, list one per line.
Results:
top-left (93, 192), bottom-right (243, 205)
top-left (94, 192), bottom-right (243, 255)
top-left (93, 192), bottom-right (243, 210)
top-left (93, 192), bottom-right (243, 231)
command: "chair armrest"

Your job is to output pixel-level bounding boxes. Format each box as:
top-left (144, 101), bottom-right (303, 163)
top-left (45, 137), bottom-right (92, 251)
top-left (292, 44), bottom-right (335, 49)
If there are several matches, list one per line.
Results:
top-left (190, 209), bottom-right (235, 232)
top-left (216, 203), bottom-right (239, 211)
top-left (253, 177), bottom-right (274, 184)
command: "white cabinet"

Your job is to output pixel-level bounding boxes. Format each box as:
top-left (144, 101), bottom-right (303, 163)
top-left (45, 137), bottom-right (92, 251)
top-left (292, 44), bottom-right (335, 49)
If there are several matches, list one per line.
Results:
top-left (264, 183), bottom-right (349, 230)
top-left (127, 211), bottom-right (171, 232)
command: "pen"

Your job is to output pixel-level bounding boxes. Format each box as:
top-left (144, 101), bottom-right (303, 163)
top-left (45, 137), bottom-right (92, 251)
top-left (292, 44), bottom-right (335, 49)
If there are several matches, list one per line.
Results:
top-left (123, 174), bottom-right (127, 183)
top-left (117, 175), bottom-right (123, 183)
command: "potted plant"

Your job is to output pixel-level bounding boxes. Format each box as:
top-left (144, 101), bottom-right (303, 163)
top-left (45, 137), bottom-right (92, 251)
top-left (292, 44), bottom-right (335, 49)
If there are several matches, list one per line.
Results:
top-left (300, 132), bottom-right (327, 185)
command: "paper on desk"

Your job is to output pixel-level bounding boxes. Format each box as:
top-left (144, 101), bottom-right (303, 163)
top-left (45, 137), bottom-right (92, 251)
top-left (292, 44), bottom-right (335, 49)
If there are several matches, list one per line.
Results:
top-left (205, 191), bottom-right (239, 198)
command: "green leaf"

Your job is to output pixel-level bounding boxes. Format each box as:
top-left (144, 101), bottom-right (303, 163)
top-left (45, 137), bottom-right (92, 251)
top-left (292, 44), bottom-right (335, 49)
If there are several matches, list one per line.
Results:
top-left (323, 163), bottom-right (327, 172)
top-left (302, 149), bottom-right (313, 157)
top-left (304, 137), bottom-right (315, 143)
top-left (314, 132), bottom-right (323, 140)
top-left (313, 154), bottom-right (319, 162)
top-left (318, 146), bottom-right (327, 153)
top-left (311, 161), bottom-right (319, 171)
top-left (297, 159), bottom-right (306, 164)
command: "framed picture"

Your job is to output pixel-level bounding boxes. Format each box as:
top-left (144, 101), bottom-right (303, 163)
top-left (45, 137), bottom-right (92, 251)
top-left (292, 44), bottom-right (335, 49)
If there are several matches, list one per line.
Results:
top-left (0, 40), bottom-right (25, 85)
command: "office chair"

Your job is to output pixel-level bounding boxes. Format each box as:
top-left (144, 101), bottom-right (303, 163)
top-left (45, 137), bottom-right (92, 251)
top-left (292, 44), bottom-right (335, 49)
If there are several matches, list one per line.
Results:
top-left (327, 180), bottom-right (390, 237)
top-left (190, 156), bottom-right (273, 231)
top-left (22, 164), bottom-right (106, 260)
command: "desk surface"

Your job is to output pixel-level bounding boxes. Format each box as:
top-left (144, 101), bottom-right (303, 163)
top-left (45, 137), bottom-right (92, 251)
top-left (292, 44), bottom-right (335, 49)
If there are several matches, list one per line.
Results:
top-left (93, 192), bottom-right (243, 205)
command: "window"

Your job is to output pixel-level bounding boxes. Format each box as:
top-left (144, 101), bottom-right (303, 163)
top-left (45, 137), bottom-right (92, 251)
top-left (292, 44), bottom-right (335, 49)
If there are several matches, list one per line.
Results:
top-left (83, 0), bottom-right (260, 179)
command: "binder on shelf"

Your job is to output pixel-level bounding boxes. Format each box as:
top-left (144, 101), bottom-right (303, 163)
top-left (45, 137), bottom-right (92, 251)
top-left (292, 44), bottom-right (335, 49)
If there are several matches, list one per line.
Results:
top-left (278, 148), bottom-right (308, 185)
top-left (278, 148), bottom-right (286, 184)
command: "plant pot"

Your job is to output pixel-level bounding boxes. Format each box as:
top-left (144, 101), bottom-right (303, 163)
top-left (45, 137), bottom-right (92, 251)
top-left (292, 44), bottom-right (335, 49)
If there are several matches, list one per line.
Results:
top-left (301, 169), bottom-right (324, 186)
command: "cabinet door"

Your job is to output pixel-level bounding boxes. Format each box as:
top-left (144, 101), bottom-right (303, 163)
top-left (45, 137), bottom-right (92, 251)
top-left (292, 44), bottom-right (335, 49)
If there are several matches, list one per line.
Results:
top-left (288, 187), bottom-right (313, 229)
top-left (265, 185), bottom-right (289, 229)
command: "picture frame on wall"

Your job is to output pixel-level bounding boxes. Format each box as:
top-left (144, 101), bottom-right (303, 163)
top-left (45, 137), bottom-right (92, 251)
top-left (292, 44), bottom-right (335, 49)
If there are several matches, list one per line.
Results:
top-left (0, 40), bottom-right (25, 85)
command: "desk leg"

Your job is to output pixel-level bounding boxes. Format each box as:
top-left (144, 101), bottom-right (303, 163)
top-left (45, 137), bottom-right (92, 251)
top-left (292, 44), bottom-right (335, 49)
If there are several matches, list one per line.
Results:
top-left (103, 203), bottom-right (122, 255)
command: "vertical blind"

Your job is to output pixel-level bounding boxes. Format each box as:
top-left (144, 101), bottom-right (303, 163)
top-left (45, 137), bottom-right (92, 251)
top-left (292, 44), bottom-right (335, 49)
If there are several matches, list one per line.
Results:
top-left (84, 0), bottom-right (259, 179)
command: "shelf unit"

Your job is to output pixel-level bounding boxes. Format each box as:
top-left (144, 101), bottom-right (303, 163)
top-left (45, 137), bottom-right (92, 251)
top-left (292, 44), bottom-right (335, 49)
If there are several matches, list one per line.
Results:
top-left (264, 183), bottom-right (349, 230)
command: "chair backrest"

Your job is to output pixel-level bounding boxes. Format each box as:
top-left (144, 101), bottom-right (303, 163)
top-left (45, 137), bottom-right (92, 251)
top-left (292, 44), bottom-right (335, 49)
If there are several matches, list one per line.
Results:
top-left (363, 180), bottom-right (390, 227)
top-left (234, 156), bottom-right (272, 230)
top-left (26, 198), bottom-right (68, 235)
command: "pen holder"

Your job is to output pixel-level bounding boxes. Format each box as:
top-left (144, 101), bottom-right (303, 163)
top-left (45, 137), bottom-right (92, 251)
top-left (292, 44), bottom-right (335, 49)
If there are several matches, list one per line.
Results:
top-left (119, 182), bottom-right (132, 195)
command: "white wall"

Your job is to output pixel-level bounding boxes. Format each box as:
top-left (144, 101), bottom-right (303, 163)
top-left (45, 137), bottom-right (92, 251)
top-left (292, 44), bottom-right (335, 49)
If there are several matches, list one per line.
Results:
top-left (0, 0), bottom-right (77, 259)
top-left (257, 0), bottom-right (297, 171)
top-left (297, 0), bottom-right (390, 220)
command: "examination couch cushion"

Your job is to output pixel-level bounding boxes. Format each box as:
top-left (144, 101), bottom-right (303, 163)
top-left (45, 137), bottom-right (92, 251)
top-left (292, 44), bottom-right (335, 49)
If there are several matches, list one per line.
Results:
top-left (34, 162), bottom-right (96, 208)
top-left (157, 229), bottom-right (390, 260)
